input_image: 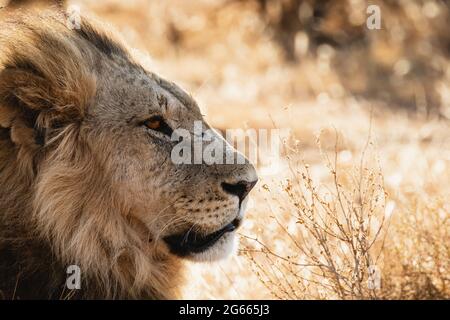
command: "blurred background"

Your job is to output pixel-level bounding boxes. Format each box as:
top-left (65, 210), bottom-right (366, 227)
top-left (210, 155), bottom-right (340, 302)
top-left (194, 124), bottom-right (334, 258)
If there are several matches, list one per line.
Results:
top-left (2, 0), bottom-right (449, 299)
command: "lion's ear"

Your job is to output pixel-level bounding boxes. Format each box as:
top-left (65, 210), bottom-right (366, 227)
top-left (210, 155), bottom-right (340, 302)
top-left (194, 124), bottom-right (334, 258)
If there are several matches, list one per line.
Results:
top-left (0, 67), bottom-right (53, 147)
top-left (0, 54), bottom-right (96, 147)
top-left (0, 68), bottom-right (53, 111)
top-left (0, 103), bottom-right (17, 129)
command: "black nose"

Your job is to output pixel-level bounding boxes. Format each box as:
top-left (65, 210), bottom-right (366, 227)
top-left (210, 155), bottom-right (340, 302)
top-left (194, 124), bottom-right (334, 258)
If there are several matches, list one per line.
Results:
top-left (221, 180), bottom-right (258, 203)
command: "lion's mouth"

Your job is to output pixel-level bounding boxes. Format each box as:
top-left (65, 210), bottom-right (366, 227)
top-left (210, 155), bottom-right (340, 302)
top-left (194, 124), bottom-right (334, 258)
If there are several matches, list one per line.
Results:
top-left (163, 218), bottom-right (241, 256)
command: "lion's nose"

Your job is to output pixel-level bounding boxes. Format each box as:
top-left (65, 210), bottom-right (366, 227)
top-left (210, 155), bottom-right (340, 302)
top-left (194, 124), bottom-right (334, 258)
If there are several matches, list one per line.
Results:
top-left (221, 179), bottom-right (258, 203)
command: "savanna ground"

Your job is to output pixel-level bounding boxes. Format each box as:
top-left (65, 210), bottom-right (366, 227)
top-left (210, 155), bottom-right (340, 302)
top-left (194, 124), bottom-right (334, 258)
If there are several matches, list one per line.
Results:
top-left (5, 0), bottom-right (449, 299)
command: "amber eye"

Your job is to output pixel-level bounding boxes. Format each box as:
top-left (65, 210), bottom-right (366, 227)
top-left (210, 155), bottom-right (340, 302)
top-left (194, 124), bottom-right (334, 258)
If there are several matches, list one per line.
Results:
top-left (145, 118), bottom-right (161, 130)
top-left (143, 116), bottom-right (173, 137)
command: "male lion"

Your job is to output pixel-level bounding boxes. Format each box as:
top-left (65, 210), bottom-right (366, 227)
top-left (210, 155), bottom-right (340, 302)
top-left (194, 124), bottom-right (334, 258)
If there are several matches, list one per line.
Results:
top-left (0, 9), bottom-right (257, 299)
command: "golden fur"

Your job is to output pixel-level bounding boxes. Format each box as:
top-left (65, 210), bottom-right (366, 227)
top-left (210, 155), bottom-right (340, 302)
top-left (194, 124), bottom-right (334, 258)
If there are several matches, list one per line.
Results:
top-left (0, 9), bottom-right (257, 299)
top-left (0, 10), bottom-right (181, 299)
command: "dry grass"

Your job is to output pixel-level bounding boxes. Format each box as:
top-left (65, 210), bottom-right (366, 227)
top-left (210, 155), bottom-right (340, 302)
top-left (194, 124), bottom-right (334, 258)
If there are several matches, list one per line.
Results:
top-left (244, 129), bottom-right (389, 299)
top-left (23, 0), bottom-right (449, 299)
top-left (241, 129), bottom-right (448, 299)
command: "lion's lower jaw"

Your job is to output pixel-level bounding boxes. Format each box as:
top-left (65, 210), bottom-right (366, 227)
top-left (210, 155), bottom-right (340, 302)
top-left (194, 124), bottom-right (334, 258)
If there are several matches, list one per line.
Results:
top-left (186, 232), bottom-right (238, 262)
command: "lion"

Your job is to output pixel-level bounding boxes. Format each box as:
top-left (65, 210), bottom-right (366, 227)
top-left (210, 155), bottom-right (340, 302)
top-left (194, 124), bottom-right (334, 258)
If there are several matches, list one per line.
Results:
top-left (0, 9), bottom-right (257, 299)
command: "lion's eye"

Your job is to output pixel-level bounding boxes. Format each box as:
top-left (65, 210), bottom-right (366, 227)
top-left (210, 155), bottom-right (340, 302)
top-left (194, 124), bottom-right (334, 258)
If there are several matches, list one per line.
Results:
top-left (143, 116), bottom-right (173, 137)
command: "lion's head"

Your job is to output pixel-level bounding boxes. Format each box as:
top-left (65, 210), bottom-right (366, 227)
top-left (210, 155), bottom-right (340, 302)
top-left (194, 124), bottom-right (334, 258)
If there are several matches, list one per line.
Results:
top-left (0, 10), bottom-right (257, 299)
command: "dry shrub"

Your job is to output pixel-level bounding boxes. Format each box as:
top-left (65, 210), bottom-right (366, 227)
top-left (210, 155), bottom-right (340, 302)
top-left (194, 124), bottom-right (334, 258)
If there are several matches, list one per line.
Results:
top-left (243, 130), bottom-right (449, 300)
top-left (381, 192), bottom-right (449, 299)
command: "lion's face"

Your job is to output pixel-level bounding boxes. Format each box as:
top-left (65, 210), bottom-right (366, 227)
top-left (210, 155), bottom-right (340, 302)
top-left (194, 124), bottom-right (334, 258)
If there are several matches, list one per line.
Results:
top-left (83, 62), bottom-right (257, 262)
top-left (0, 13), bottom-right (257, 297)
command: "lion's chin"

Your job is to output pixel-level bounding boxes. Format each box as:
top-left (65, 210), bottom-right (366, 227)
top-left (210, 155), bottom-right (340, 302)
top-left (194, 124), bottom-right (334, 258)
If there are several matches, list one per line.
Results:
top-left (163, 217), bottom-right (241, 259)
top-left (187, 232), bottom-right (238, 262)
